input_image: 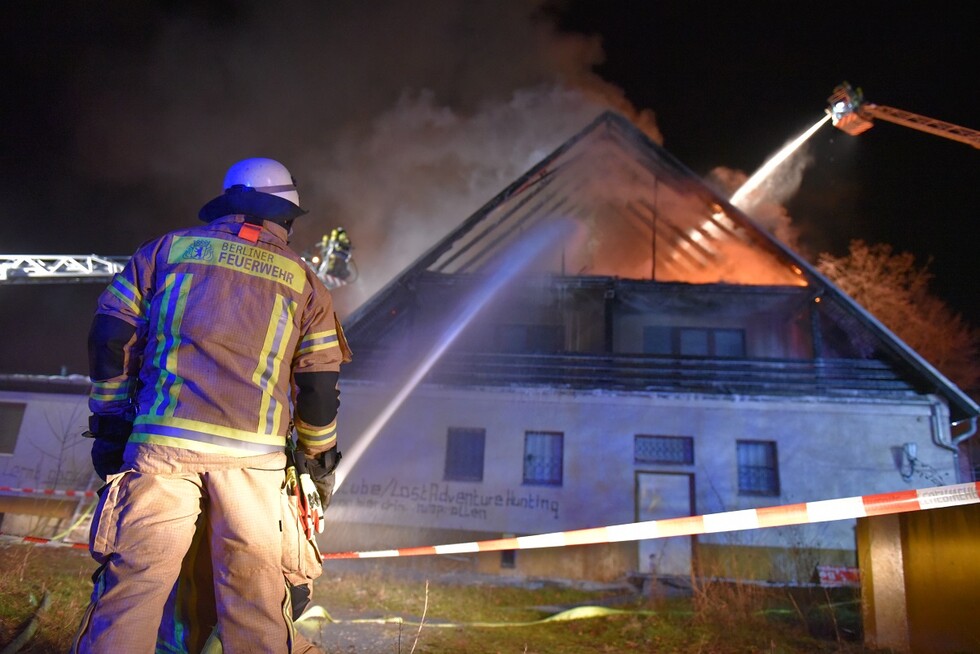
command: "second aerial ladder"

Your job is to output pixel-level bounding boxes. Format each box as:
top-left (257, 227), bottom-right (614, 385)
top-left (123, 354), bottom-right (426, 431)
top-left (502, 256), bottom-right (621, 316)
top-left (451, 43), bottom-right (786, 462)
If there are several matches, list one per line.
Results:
top-left (1, 230), bottom-right (356, 289)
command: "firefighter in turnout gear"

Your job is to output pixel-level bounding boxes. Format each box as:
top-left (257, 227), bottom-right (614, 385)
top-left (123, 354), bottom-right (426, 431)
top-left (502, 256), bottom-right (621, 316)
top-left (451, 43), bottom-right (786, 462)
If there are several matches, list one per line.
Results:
top-left (325, 227), bottom-right (352, 280)
top-left (73, 157), bottom-right (351, 653)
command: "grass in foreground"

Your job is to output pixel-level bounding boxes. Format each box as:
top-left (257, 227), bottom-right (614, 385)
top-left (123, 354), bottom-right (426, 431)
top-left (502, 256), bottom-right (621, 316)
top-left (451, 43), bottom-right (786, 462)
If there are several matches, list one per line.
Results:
top-left (0, 544), bottom-right (92, 653)
top-left (1, 544), bottom-right (875, 653)
top-left (317, 562), bottom-right (872, 654)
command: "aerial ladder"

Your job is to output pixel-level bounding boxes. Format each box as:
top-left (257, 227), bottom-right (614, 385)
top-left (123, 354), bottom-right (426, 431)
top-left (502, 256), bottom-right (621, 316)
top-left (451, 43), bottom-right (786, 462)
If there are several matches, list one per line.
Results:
top-left (0, 229), bottom-right (356, 288)
top-left (827, 82), bottom-right (980, 149)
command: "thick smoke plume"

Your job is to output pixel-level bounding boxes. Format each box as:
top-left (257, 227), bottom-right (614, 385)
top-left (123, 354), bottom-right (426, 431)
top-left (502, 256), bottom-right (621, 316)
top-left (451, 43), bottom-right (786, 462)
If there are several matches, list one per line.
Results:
top-left (305, 85), bottom-right (649, 311)
top-left (59, 0), bottom-right (659, 314)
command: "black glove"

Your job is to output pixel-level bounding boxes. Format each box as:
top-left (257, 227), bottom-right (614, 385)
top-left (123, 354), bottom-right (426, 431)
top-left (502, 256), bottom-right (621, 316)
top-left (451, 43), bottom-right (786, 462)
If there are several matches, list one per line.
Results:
top-left (304, 448), bottom-right (341, 509)
top-left (91, 438), bottom-right (127, 481)
top-left (84, 414), bottom-right (133, 481)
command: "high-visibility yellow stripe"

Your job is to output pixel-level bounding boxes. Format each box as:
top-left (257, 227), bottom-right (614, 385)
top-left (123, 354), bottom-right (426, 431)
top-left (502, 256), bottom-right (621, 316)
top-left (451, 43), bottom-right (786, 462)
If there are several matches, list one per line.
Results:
top-left (149, 273), bottom-right (191, 417)
top-left (113, 274), bottom-right (139, 298)
top-left (299, 433), bottom-right (337, 450)
top-left (109, 275), bottom-right (143, 316)
top-left (90, 390), bottom-right (130, 402)
top-left (269, 299), bottom-right (296, 434)
top-left (295, 418), bottom-right (337, 438)
top-left (297, 427), bottom-right (337, 449)
top-left (92, 379), bottom-right (130, 390)
top-left (129, 432), bottom-right (277, 457)
top-left (297, 329), bottom-right (338, 356)
top-left (253, 295), bottom-right (297, 434)
top-left (253, 303), bottom-right (280, 425)
top-left (165, 277), bottom-right (190, 416)
top-left (296, 341), bottom-right (339, 356)
top-left (134, 414), bottom-right (286, 447)
top-left (301, 329), bottom-right (336, 343)
top-left (90, 379), bottom-right (134, 402)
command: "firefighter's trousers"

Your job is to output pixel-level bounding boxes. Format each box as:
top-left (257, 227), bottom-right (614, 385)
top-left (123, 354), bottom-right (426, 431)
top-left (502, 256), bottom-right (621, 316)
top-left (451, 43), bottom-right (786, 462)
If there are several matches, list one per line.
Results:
top-left (72, 448), bottom-right (293, 653)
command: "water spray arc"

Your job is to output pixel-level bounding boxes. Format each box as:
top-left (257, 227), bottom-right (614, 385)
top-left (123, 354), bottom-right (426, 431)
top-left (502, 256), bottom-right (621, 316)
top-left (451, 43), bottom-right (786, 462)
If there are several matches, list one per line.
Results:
top-left (681, 114), bottom-right (830, 276)
top-left (730, 114), bottom-right (831, 209)
top-left (334, 218), bottom-right (575, 491)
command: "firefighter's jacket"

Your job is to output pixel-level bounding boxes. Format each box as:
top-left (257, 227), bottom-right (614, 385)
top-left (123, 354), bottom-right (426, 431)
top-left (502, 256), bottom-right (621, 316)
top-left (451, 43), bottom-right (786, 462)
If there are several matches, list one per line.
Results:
top-left (88, 215), bottom-right (351, 456)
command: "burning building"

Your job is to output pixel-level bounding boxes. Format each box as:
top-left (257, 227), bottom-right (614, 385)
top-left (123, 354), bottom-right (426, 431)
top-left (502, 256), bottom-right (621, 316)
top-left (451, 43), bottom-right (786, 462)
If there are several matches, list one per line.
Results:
top-left (321, 111), bottom-right (977, 582)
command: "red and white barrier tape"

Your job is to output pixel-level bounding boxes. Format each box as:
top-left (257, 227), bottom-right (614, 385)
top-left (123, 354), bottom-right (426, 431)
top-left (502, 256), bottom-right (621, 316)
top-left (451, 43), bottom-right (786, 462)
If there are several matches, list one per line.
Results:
top-left (0, 485), bottom-right (97, 550)
top-left (3, 483), bottom-right (978, 558)
top-left (321, 482), bottom-right (980, 560)
top-left (0, 533), bottom-right (89, 550)
top-left (0, 485), bottom-right (98, 499)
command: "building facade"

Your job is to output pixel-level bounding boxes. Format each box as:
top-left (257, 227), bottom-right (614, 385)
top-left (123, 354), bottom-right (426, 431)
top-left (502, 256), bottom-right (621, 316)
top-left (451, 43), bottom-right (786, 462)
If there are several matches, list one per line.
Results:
top-left (320, 112), bottom-right (978, 581)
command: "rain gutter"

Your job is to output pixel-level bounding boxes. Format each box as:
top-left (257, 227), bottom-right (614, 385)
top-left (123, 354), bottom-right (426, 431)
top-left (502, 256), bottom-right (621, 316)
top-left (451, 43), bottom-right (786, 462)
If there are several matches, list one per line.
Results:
top-left (930, 405), bottom-right (978, 483)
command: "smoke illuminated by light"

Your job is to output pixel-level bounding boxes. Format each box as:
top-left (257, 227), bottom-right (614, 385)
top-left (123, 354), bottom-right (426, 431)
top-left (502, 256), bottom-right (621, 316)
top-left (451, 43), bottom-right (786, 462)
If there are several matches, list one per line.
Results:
top-left (334, 218), bottom-right (575, 491)
top-left (730, 114), bottom-right (831, 209)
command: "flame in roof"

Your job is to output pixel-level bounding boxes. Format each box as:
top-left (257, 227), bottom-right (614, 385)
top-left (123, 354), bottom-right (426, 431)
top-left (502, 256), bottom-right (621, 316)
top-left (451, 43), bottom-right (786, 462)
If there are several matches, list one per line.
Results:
top-left (420, 113), bottom-right (807, 287)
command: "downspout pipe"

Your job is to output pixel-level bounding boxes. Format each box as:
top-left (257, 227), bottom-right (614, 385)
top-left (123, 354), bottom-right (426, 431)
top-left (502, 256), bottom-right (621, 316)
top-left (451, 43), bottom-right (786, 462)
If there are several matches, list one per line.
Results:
top-left (931, 405), bottom-right (978, 483)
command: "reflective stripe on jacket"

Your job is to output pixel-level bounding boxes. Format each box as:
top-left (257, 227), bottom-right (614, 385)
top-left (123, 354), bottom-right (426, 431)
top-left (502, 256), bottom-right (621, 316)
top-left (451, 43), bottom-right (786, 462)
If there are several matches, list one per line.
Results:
top-left (89, 215), bottom-right (351, 456)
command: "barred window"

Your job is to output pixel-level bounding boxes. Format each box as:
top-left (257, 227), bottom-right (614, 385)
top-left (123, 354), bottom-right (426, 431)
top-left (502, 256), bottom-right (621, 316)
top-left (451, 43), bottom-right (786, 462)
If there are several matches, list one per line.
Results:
top-left (524, 431), bottom-right (563, 486)
top-left (737, 440), bottom-right (780, 496)
top-left (635, 435), bottom-right (694, 465)
top-left (0, 402), bottom-right (26, 456)
top-left (444, 427), bottom-right (486, 482)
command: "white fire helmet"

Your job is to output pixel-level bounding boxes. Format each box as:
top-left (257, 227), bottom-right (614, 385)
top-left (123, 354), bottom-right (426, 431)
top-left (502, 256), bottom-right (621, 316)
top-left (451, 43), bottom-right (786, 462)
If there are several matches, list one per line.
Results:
top-left (223, 157), bottom-right (300, 207)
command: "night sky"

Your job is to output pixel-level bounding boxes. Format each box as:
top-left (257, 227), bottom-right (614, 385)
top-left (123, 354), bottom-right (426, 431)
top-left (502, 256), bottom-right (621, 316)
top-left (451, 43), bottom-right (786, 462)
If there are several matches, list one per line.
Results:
top-left (2, 1), bottom-right (976, 376)
top-left (556, 2), bottom-right (977, 311)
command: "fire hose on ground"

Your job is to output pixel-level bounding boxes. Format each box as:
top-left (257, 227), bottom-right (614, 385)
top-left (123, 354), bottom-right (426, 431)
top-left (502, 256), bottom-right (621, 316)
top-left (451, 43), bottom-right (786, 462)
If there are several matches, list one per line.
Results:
top-left (0, 591), bottom-right (51, 654)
